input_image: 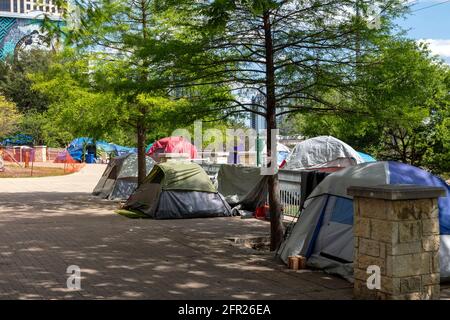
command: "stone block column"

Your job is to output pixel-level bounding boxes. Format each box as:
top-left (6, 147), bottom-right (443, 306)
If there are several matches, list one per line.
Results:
top-left (348, 185), bottom-right (445, 300)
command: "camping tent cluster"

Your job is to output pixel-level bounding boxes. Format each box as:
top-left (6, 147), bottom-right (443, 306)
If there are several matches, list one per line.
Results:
top-left (91, 134), bottom-right (450, 282)
top-left (92, 135), bottom-right (374, 221)
top-left (94, 159), bottom-right (231, 219)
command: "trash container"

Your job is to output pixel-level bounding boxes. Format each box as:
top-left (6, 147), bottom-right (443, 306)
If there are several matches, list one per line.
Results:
top-left (85, 153), bottom-right (95, 164)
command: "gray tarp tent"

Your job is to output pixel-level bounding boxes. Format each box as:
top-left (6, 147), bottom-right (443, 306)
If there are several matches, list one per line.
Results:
top-left (93, 154), bottom-right (154, 200)
top-left (124, 162), bottom-right (232, 219)
top-left (277, 161), bottom-right (450, 281)
top-left (217, 165), bottom-right (268, 211)
top-left (285, 136), bottom-right (364, 170)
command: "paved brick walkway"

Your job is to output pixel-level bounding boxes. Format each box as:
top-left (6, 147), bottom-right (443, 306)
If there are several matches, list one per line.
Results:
top-left (0, 165), bottom-right (355, 299)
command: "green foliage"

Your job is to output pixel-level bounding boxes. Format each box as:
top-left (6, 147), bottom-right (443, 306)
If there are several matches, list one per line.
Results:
top-left (284, 39), bottom-right (450, 175)
top-left (30, 50), bottom-right (132, 144)
top-left (0, 96), bottom-right (21, 139)
top-left (0, 50), bottom-right (53, 113)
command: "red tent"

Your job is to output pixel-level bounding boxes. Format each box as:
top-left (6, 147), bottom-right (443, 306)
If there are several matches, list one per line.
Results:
top-left (147, 137), bottom-right (198, 161)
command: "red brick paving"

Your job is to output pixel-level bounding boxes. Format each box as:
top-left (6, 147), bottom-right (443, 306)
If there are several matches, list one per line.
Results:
top-left (0, 165), bottom-right (353, 299)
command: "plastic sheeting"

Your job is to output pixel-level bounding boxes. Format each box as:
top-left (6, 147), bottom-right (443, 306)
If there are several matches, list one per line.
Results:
top-left (357, 151), bottom-right (376, 162)
top-left (285, 136), bottom-right (364, 170)
top-left (68, 137), bottom-right (136, 162)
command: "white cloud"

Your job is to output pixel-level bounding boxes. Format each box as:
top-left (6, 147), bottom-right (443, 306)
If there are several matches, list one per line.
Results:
top-left (418, 39), bottom-right (450, 62)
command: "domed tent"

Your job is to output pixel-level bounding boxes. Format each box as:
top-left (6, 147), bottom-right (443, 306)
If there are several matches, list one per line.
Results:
top-left (93, 154), bottom-right (154, 200)
top-left (123, 162), bottom-right (232, 219)
top-left (285, 136), bottom-right (365, 171)
top-left (147, 137), bottom-right (198, 162)
top-left (277, 161), bottom-right (450, 280)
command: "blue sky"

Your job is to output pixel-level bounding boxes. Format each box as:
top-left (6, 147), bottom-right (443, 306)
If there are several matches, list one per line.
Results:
top-left (396, 0), bottom-right (450, 63)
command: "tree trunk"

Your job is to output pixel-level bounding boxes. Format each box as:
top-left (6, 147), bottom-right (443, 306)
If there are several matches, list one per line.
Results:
top-left (137, 1), bottom-right (149, 187)
top-left (137, 119), bottom-right (147, 186)
top-left (263, 11), bottom-right (284, 251)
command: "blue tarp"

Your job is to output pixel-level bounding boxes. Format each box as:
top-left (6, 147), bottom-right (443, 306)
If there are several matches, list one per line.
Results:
top-left (67, 137), bottom-right (136, 162)
top-left (357, 151), bottom-right (376, 162)
top-left (2, 134), bottom-right (33, 146)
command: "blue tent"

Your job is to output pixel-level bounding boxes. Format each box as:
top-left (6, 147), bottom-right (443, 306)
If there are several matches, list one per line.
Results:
top-left (67, 138), bottom-right (136, 162)
top-left (357, 151), bottom-right (376, 162)
top-left (278, 161), bottom-right (450, 280)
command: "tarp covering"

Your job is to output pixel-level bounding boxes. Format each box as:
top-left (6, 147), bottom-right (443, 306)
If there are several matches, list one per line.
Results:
top-left (1, 134), bottom-right (33, 146)
top-left (146, 162), bottom-right (216, 193)
top-left (285, 136), bottom-right (364, 170)
top-left (67, 137), bottom-right (136, 162)
top-left (147, 136), bottom-right (198, 161)
top-left (124, 162), bottom-right (231, 219)
top-left (277, 161), bottom-right (450, 280)
top-left (93, 154), bottom-right (154, 200)
top-left (218, 165), bottom-right (264, 203)
top-left (357, 151), bottom-right (376, 162)
top-left (217, 165), bottom-right (268, 210)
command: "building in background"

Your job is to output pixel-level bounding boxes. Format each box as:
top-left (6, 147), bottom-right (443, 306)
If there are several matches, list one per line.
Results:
top-left (0, 0), bottom-right (63, 60)
top-left (250, 94), bottom-right (267, 132)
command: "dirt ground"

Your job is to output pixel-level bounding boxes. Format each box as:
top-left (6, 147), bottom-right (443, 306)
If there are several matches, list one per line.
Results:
top-left (0, 165), bottom-right (71, 178)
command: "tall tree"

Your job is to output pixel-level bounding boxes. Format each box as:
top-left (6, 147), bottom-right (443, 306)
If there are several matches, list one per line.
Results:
top-left (52, 0), bottom-right (184, 184)
top-left (163, 0), bottom-right (406, 249)
top-left (0, 50), bottom-right (53, 113)
top-left (284, 39), bottom-right (450, 176)
top-left (0, 96), bottom-right (21, 139)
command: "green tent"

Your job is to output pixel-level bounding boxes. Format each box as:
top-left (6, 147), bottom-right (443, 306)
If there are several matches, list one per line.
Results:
top-left (124, 162), bottom-right (232, 219)
top-left (146, 162), bottom-right (217, 193)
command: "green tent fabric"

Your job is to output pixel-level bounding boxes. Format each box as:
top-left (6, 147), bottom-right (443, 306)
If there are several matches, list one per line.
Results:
top-left (218, 165), bottom-right (265, 201)
top-left (123, 162), bottom-right (231, 219)
top-left (217, 164), bottom-right (268, 210)
top-left (145, 162), bottom-right (217, 193)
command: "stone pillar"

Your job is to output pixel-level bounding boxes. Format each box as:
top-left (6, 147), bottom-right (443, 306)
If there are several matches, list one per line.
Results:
top-left (33, 146), bottom-right (47, 162)
top-left (348, 185), bottom-right (445, 300)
